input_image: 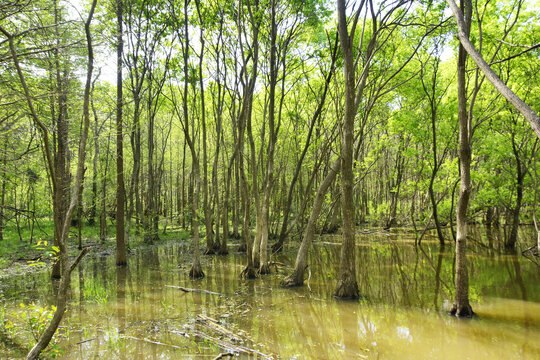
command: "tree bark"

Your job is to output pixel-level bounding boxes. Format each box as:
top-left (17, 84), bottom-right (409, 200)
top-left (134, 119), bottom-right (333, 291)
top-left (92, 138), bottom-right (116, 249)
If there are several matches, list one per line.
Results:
top-left (50, 0), bottom-right (69, 279)
top-left (115, 0), bottom-right (127, 266)
top-left (506, 139), bottom-right (523, 249)
top-left (450, 0), bottom-right (473, 318)
top-left (177, 0), bottom-right (204, 278)
top-left (334, 0), bottom-right (359, 299)
top-left (100, 135), bottom-right (110, 241)
top-left (89, 82), bottom-right (99, 226)
top-left (194, 0), bottom-right (213, 256)
top-left (0, 141), bottom-right (7, 241)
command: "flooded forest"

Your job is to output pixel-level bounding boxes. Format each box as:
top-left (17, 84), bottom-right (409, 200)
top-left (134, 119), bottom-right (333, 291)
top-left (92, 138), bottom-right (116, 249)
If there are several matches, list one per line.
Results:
top-left (0, 0), bottom-right (539, 359)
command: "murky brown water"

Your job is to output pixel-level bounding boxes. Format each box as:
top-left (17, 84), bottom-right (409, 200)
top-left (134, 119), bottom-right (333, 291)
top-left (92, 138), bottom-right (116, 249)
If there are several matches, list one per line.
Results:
top-left (2, 227), bottom-right (540, 359)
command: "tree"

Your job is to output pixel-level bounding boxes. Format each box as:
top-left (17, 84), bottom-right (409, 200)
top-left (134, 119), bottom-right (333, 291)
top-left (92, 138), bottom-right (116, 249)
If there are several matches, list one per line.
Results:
top-left (418, 47), bottom-right (451, 245)
top-left (115, 0), bottom-right (127, 266)
top-left (0, 0), bottom-right (97, 356)
top-left (334, 0), bottom-right (359, 299)
top-left (450, 0), bottom-right (474, 318)
top-left (169, 0), bottom-right (204, 278)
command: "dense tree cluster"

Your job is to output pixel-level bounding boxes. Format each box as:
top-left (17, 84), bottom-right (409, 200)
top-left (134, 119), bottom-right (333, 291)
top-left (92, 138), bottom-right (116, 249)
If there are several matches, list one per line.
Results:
top-left (0, 0), bottom-right (538, 357)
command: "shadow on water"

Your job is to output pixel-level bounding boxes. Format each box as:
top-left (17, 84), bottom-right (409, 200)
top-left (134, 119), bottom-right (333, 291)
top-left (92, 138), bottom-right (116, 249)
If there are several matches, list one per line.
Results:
top-left (1, 226), bottom-right (540, 359)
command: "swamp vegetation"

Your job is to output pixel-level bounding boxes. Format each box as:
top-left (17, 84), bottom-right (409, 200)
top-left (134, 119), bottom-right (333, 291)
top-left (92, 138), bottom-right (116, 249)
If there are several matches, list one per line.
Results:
top-left (0, 0), bottom-right (539, 358)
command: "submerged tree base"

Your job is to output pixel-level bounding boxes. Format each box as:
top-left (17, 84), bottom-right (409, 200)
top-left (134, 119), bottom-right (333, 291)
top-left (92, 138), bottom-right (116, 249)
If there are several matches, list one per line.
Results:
top-left (258, 263), bottom-right (270, 275)
top-left (237, 242), bottom-right (247, 253)
top-left (240, 265), bottom-right (256, 279)
top-left (281, 272), bottom-right (303, 287)
top-left (189, 264), bottom-right (205, 279)
top-left (204, 247), bottom-right (215, 255)
top-left (449, 303), bottom-right (474, 318)
top-left (333, 279), bottom-right (359, 300)
top-left (216, 247), bottom-right (229, 256)
top-left (212, 241), bottom-right (222, 253)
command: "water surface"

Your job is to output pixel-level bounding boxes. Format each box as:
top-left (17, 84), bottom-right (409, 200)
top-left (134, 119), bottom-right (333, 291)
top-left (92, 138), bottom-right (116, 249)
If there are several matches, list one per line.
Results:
top-left (1, 228), bottom-right (539, 359)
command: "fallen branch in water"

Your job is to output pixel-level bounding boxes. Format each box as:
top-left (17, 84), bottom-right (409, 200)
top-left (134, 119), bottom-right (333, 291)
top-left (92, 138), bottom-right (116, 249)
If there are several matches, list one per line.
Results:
top-left (71, 337), bottom-right (99, 346)
top-left (165, 285), bottom-right (222, 295)
top-left (190, 329), bottom-right (270, 358)
top-left (213, 353), bottom-right (234, 360)
top-left (169, 315), bottom-right (271, 358)
top-left (122, 335), bottom-right (187, 350)
top-left (522, 245), bottom-right (538, 255)
top-left (196, 315), bottom-right (244, 342)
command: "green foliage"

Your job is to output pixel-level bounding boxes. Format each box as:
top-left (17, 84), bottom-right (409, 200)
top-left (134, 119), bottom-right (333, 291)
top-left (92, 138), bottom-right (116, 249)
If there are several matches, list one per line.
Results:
top-left (27, 240), bottom-right (60, 268)
top-left (0, 306), bottom-right (14, 336)
top-left (18, 303), bottom-right (55, 342)
top-left (83, 279), bottom-right (111, 304)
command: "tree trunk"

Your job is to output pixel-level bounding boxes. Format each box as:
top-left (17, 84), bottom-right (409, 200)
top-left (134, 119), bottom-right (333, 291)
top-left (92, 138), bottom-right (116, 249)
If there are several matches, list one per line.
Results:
top-left (219, 153), bottom-right (233, 255)
top-left (195, 4), bottom-right (213, 255)
top-left (128, 95), bottom-right (142, 235)
top-left (49, 0), bottom-right (70, 280)
top-left (272, 15), bottom-right (337, 254)
top-left (506, 139), bottom-right (523, 249)
top-left (211, 44), bottom-right (225, 253)
top-left (188, 156), bottom-right (204, 278)
top-left (100, 135), bottom-right (110, 241)
top-left (115, 0), bottom-right (127, 266)
top-left (334, 0), bottom-right (359, 299)
top-left (252, 209), bottom-right (262, 268)
top-left (0, 141), bottom-right (7, 241)
top-left (422, 61), bottom-right (445, 245)
top-left (257, 0), bottom-right (278, 275)
top-left (233, 157), bottom-right (242, 243)
top-left (89, 86), bottom-right (99, 226)
top-left (450, 0), bottom-right (473, 318)
top-left (180, 0), bottom-right (203, 278)
top-left (24, 1), bottom-right (97, 355)
top-left (145, 100), bottom-right (159, 243)
top-left (429, 177), bottom-right (445, 245)
top-left (282, 159), bottom-right (339, 287)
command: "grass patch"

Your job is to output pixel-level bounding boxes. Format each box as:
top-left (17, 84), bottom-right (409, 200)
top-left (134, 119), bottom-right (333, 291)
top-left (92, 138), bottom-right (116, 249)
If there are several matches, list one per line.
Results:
top-left (0, 218), bottom-right (194, 275)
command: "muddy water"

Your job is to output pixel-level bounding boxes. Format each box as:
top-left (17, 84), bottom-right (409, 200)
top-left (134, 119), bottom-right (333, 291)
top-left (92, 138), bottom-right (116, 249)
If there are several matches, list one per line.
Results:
top-left (2, 228), bottom-right (540, 359)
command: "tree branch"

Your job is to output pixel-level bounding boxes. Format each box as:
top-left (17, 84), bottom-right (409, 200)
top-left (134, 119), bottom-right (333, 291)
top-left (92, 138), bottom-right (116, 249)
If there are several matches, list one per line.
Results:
top-left (446, 0), bottom-right (540, 139)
